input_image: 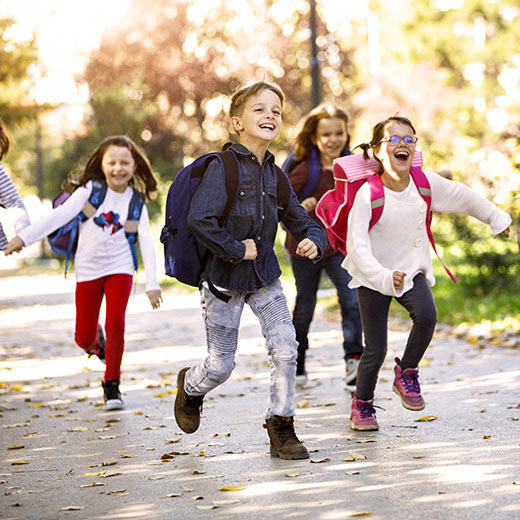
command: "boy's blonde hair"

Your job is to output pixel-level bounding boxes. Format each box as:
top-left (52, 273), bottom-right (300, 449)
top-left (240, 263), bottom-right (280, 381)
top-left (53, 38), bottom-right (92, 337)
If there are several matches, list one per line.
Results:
top-left (229, 81), bottom-right (285, 118)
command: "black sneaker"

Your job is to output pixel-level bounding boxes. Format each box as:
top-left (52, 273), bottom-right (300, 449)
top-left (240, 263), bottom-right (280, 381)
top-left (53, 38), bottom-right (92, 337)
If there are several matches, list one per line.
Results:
top-left (296, 354), bottom-right (307, 386)
top-left (102, 379), bottom-right (124, 410)
top-left (88, 324), bottom-right (106, 365)
top-left (174, 367), bottom-right (204, 433)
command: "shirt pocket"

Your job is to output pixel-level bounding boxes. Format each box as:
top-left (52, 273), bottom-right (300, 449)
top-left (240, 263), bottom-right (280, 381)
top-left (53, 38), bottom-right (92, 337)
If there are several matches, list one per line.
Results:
top-left (234, 184), bottom-right (257, 217)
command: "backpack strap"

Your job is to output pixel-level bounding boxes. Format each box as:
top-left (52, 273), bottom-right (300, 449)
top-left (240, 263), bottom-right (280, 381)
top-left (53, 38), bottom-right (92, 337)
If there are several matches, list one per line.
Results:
top-left (275, 165), bottom-right (291, 221)
top-left (297, 148), bottom-right (321, 202)
top-left (366, 174), bottom-right (385, 230)
top-left (125, 189), bottom-right (145, 271)
top-left (63, 181), bottom-right (107, 277)
top-left (410, 167), bottom-right (457, 283)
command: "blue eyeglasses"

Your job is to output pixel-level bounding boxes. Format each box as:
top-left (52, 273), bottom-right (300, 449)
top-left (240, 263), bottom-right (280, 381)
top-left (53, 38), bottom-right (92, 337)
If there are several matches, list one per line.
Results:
top-left (378, 135), bottom-right (418, 145)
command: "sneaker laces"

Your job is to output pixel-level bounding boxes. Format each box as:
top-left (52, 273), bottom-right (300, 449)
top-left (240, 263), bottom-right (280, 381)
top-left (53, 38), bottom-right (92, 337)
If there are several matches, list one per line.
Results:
top-left (356, 401), bottom-right (384, 419)
top-left (400, 370), bottom-right (420, 393)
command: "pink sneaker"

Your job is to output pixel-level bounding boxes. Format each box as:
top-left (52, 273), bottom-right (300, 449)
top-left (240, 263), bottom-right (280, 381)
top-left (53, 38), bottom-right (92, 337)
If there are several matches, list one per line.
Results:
top-left (393, 357), bottom-right (425, 411)
top-left (350, 393), bottom-right (379, 431)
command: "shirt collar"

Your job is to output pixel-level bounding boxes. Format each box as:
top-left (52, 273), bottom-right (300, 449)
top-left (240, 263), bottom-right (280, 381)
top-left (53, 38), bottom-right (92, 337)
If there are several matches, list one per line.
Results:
top-left (229, 142), bottom-right (275, 165)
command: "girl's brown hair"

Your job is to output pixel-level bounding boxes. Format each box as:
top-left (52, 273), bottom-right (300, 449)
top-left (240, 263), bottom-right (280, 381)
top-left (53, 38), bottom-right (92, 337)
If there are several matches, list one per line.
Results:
top-left (0, 119), bottom-right (10, 160)
top-left (354, 116), bottom-right (416, 175)
top-left (80, 136), bottom-right (158, 200)
top-left (294, 104), bottom-right (350, 162)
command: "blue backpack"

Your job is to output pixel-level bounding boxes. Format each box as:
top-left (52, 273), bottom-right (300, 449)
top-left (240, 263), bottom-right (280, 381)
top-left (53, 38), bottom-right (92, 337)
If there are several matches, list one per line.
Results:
top-left (282, 146), bottom-right (351, 201)
top-left (48, 179), bottom-right (145, 277)
top-left (160, 146), bottom-right (291, 288)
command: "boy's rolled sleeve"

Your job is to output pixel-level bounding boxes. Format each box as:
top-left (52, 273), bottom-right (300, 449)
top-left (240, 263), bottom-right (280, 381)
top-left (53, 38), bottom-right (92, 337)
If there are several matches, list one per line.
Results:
top-left (282, 190), bottom-right (327, 262)
top-left (187, 159), bottom-right (246, 263)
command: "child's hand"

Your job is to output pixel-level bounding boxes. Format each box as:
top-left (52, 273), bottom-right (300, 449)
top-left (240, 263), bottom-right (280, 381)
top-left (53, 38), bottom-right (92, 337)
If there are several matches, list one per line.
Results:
top-left (242, 239), bottom-right (258, 260)
top-left (4, 236), bottom-right (25, 255)
top-left (301, 197), bottom-right (318, 213)
top-left (296, 238), bottom-right (318, 260)
top-left (393, 271), bottom-right (406, 290)
top-left (494, 227), bottom-right (510, 239)
top-left (146, 289), bottom-right (162, 309)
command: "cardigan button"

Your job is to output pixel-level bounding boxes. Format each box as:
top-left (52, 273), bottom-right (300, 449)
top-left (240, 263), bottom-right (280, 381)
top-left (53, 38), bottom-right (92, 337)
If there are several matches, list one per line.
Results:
top-left (417, 221), bottom-right (425, 229)
top-left (414, 238), bottom-right (423, 247)
top-left (418, 204), bottom-right (427, 213)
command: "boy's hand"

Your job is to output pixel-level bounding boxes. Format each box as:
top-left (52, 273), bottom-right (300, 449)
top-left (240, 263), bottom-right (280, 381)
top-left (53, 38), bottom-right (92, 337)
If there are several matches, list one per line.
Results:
top-left (393, 271), bottom-right (406, 290)
top-left (301, 197), bottom-right (318, 213)
top-left (5, 236), bottom-right (25, 255)
top-left (146, 289), bottom-right (162, 310)
top-left (296, 238), bottom-right (318, 260)
top-left (242, 239), bottom-right (258, 260)
top-left (494, 227), bottom-right (510, 239)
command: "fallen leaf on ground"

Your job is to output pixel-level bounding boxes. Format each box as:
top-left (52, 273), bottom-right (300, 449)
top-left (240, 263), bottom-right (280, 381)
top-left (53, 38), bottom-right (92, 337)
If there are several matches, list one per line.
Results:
top-left (10, 461), bottom-right (30, 465)
top-left (101, 458), bottom-right (117, 466)
top-left (218, 486), bottom-right (245, 491)
top-left (80, 482), bottom-right (105, 488)
top-left (213, 499), bottom-right (241, 505)
top-left (67, 427), bottom-right (88, 432)
top-left (192, 470), bottom-right (207, 475)
top-left (148, 476), bottom-right (164, 481)
top-left (191, 496), bottom-right (204, 500)
top-left (101, 472), bottom-right (121, 478)
top-left (356, 439), bottom-right (376, 444)
top-left (348, 513), bottom-right (372, 518)
top-left (213, 433), bottom-right (231, 437)
top-left (106, 489), bottom-right (128, 495)
top-left (180, 485), bottom-right (194, 492)
top-left (415, 416), bottom-right (437, 422)
top-left (483, 435), bottom-right (492, 439)
top-left (120, 454), bottom-right (137, 458)
top-left (346, 471), bottom-right (361, 475)
top-left (343, 452), bottom-right (366, 462)
top-left (296, 401), bottom-right (309, 408)
top-left (418, 358), bottom-right (430, 367)
top-left (84, 471), bottom-right (106, 477)
top-left (162, 493), bottom-right (182, 498)
top-left (197, 505), bottom-right (220, 510)
top-left (7, 445), bottom-right (24, 450)
top-left (60, 506), bottom-right (84, 511)
top-left (165, 438), bottom-right (181, 444)
top-left (285, 472), bottom-right (301, 477)
top-left (310, 458), bottom-right (330, 464)
top-left (413, 456), bottom-right (425, 459)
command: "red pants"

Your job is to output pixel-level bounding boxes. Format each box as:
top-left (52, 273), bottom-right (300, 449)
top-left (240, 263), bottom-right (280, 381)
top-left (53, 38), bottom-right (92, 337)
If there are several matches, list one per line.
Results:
top-left (75, 274), bottom-right (133, 381)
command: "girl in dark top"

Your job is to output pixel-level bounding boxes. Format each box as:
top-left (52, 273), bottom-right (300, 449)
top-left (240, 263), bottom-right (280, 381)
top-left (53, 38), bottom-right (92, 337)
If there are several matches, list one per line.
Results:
top-left (285, 104), bottom-right (364, 386)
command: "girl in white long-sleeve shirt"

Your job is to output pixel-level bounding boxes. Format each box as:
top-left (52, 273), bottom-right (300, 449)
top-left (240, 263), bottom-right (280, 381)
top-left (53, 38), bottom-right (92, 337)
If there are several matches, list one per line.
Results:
top-left (6, 136), bottom-right (162, 410)
top-left (344, 116), bottom-right (511, 431)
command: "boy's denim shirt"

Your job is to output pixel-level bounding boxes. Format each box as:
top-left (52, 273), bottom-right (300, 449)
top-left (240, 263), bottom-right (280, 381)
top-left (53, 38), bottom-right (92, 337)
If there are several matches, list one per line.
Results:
top-left (188, 143), bottom-right (327, 292)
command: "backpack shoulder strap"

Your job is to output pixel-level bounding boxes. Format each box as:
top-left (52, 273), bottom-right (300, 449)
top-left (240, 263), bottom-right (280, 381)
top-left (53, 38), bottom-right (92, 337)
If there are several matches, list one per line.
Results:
top-left (125, 189), bottom-right (146, 272)
top-left (410, 167), bottom-right (457, 283)
top-left (217, 149), bottom-right (240, 227)
top-left (297, 148), bottom-right (321, 201)
top-left (275, 164), bottom-right (291, 221)
top-left (81, 180), bottom-right (107, 219)
top-left (366, 174), bottom-right (385, 230)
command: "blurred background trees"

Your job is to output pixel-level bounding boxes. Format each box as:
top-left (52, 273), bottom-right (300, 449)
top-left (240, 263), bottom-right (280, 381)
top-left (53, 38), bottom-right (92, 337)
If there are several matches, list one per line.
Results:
top-left (2, 0), bottom-right (520, 327)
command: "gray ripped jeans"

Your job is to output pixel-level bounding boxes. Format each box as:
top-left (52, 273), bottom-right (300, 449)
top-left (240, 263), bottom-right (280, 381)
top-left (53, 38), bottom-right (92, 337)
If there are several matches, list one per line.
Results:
top-left (184, 279), bottom-right (298, 419)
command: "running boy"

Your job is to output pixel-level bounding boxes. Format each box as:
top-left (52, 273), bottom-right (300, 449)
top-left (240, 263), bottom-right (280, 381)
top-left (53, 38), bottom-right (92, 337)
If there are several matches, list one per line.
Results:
top-left (174, 81), bottom-right (327, 460)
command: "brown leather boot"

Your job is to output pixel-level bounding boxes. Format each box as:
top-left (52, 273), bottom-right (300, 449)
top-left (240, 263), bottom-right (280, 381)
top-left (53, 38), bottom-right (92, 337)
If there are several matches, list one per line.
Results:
top-left (174, 367), bottom-right (204, 434)
top-left (264, 415), bottom-right (309, 460)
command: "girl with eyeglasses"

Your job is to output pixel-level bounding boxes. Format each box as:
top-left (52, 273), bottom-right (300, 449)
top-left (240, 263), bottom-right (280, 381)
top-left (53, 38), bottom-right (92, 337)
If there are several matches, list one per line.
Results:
top-left (344, 116), bottom-right (511, 431)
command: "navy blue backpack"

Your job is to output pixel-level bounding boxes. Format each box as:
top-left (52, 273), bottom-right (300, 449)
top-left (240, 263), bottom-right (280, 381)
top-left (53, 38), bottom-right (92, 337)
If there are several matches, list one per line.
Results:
top-left (48, 179), bottom-right (145, 276)
top-left (160, 146), bottom-right (291, 288)
top-left (282, 146), bottom-right (351, 201)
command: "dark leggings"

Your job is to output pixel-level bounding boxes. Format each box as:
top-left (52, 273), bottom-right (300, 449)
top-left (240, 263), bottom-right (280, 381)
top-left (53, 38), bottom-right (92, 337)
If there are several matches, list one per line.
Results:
top-left (355, 274), bottom-right (437, 401)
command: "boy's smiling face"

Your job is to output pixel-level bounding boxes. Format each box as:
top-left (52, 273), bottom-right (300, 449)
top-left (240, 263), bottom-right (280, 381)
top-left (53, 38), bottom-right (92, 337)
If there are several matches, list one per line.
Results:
top-left (231, 88), bottom-right (282, 145)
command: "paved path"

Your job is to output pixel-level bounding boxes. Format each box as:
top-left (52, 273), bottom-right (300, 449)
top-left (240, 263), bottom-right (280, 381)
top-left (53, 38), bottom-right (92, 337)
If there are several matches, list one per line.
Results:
top-left (0, 271), bottom-right (519, 520)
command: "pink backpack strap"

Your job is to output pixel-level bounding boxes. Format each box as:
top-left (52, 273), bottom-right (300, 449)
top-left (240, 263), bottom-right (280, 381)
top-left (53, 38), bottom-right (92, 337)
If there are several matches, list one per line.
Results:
top-left (410, 167), bottom-right (458, 283)
top-left (366, 174), bottom-right (385, 230)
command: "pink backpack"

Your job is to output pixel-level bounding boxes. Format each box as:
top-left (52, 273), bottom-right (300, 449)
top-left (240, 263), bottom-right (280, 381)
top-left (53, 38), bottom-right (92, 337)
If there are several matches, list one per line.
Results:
top-left (315, 151), bottom-right (457, 282)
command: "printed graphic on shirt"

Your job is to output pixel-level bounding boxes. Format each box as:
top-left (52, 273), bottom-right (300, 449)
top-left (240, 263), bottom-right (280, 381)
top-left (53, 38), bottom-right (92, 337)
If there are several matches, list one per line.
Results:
top-left (94, 212), bottom-right (123, 234)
